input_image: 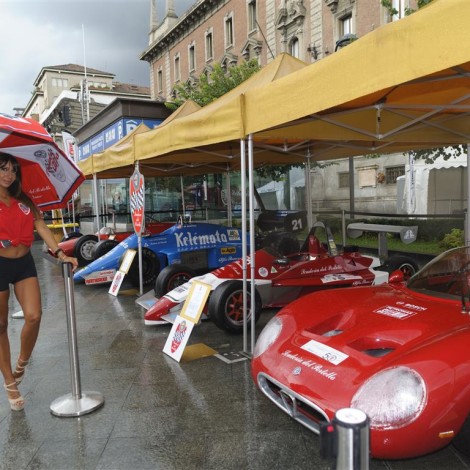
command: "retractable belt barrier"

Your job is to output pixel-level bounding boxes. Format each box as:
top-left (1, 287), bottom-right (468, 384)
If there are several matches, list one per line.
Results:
top-left (50, 262), bottom-right (104, 417)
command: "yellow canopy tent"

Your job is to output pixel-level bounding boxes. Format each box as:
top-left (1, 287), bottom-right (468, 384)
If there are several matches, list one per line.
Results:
top-left (243, 0), bottom-right (470, 152)
top-left (135, 53), bottom-right (308, 166)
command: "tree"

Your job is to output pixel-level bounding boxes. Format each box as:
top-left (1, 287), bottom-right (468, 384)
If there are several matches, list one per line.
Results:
top-left (166, 60), bottom-right (261, 110)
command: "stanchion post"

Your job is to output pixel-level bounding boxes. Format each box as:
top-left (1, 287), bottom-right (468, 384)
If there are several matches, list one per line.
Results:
top-left (50, 262), bottom-right (104, 417)
top-left (334, 408), bottom-right (369, 470)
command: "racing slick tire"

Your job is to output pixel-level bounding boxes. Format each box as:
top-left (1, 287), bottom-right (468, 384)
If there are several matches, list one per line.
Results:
top-left (61, 231), bottom-right (83, 242)
top-left (125, 247), bottom-right (160, 288)
top-left (208, 280), bottom-right (262, 334)
top-left (73, 234), bottom-right (99, 266)
top-left (453, 415), bottom-right (470, 456)
top-left (261, 232), bottom-right (300, 257)
top-left (380, 255), bottom-right (419, 281)
top-left (92, 239), bottom-right (119, 260)
top-left (154, 264), bottom-right (196, 298)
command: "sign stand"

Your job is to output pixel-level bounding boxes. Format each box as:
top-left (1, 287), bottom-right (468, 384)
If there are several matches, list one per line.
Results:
top-left (130, 163), bottom-right (145, 295)
top-left (163, 281), bottom-right (211, 362)
top-left (108, 249), bottom-right (136, 296)
top-left (50, 262), bottom-right (104, 417)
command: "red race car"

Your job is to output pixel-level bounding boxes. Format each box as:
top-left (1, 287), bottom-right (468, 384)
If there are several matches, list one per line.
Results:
top-left (144, 221), bottom-right (418, 333)
top-left (251, 245), bottom-right (470, 459)
top-left (50, 221), bottom-right (173, 266)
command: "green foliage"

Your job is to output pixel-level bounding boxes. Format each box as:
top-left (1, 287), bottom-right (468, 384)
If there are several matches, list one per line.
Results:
top-left (381, 0), bottom-right (433, 17)
top-left (166, 59), bottom-right (261, 110)
top-left (439, 228), bottom-right (465, 250)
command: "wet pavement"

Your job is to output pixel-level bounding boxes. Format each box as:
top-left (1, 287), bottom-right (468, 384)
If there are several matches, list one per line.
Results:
top-left (0, 242), bottom-right (468, 469)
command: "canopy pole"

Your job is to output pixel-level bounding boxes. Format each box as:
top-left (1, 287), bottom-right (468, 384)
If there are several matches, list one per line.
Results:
top-left (92, 174), bottom-right (101, 232)
top-left (226, 169), bottom-right (232, 227)
top-left (305, 150), bottom-right (313, 228)
top-left (248, 134), bottom-right (256, 355)
top-left (240, 139), bottom-right (248, 353)
top-left (180, 175), bottom-right (186, 222)
top-left (467, 144), bottom-right (470, 245)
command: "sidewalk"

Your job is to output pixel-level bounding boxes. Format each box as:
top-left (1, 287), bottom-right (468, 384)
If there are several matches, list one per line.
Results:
top-left (0, 242), bottom-right (468, 469)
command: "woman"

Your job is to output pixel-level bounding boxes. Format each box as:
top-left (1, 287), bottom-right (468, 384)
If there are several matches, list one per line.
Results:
top-left (0, 152), bottom-right (78, 411)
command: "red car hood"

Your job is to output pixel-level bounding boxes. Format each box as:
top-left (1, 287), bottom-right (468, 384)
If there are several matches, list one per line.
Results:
top-left (267, 284), bottom-right (469, 391)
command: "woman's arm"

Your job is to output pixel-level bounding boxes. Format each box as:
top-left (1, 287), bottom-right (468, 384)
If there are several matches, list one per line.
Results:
top-left (34, 218), bottom-right (79, 269)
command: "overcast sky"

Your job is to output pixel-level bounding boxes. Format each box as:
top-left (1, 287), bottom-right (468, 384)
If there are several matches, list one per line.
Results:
top-left (0, 0), bottom-right (195, 115)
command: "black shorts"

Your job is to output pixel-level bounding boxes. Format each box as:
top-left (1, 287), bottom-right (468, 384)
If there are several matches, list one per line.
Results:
top-left (0, 252), bottom-right (37, 291)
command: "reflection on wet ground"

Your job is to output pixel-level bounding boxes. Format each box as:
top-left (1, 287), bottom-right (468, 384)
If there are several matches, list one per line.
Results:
top-left (0, 243), bottom-right (468, 469)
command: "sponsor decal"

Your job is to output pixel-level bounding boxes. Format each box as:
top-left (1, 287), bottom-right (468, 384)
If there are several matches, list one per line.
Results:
top-left (321, 273), bottom-right (363, 284)
top-left (227, 229), bottom-right (241, 241)
top-left (85, 269), bottom-right (116, 285)
top-left (395, 301), bottom-right (427, 311)
top-left (271, 267), bottom-right (278, 274)
top-left (282, 349), bottom-right (338, 381)
top-left (258, 267), bottom-right (268, 278)
top-left (171, 319), bottom-right (188, 353)
top-left (301, 264), bottom-right (343, 276)
top-left (18, 203), bottom-right (30, 215)
top-left (292, 366), bottom-right (302, 376)
top-left (221, 247), bottom-right (236, 255)
top-left (301, 340), bottom-right (349, 365)
top-left (374, 304), bottom-right (419, 319)
top-left (174, 230), bottom-right (228, 248)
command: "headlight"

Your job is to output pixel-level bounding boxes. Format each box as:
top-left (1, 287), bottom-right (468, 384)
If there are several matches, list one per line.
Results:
top-left (351, 366), bottom-right (426, 430)
top-left (253, 316), bottom-right (283, 358)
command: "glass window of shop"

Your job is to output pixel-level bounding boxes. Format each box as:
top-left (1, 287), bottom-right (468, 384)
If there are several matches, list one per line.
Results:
top-left (74, 169), bottom-right (284, 225)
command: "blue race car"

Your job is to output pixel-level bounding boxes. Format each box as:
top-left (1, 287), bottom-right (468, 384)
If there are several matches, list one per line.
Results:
top-left (73, 222), bottom-right (248, 287)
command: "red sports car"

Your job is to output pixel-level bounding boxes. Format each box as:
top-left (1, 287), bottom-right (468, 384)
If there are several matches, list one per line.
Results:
top-left (251, 245), bottom-right (470, 459)
top-left (144, 221), bottom-right (418, 333)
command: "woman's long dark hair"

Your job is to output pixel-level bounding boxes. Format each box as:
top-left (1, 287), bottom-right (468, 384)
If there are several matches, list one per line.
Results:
top-left (0, 152), bottom-right (40, 217)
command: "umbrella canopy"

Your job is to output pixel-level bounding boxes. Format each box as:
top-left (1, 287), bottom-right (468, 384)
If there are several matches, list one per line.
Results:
top-left (0, 113), bottom-right (84, 210)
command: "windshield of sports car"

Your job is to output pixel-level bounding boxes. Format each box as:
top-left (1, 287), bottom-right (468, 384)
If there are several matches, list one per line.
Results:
top-left (408, 246), bottom-right (470, 299)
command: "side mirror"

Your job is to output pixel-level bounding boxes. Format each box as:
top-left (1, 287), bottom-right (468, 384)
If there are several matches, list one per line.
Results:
top-left (388, 269), bottom-right (405, 284)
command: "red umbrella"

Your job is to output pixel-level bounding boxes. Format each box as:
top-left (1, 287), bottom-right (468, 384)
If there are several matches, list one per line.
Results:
top-left (0, 113), bottom-right (84, 210)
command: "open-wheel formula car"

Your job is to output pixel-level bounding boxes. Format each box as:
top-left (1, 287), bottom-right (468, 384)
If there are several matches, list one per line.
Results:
top-left (251, 245), bottom-right (470, 460)
top-left (50, 220), bottom-right (173, 266)
top-left (73, 221), bottom-right (249, 287)
top-left (144, 221), bottom-right (418, 333)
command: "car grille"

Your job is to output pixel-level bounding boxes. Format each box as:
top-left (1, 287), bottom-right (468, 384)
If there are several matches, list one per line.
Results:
top-left (257, 372), bottom-right (329, 433)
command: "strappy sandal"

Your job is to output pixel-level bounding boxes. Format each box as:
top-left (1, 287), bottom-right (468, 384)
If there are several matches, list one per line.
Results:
top-left (4, 382), bottom-right (24, 411)
top-left (14, 359), bottom-right (29, 384)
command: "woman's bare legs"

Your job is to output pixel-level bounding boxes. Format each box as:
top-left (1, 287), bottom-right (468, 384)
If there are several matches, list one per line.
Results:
top-left (0, 288), bottom-right (20, 402)
top-left (13, 276), bottom-right (42, 382)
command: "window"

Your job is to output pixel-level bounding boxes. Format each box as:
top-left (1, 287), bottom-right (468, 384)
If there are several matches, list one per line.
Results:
top-left (205, 31), bottom-right (214, 61)
top-left (392, 0), bottom-right (406, 20)
top-left (341, 14), bottom-right (353, 37)
top-left (385, 165), bottom-right (405, 184)
top-left (188, 44), bottom-right (196, 72)
top-left (225, 16), bottom-right (234, 48)
top-left (174, 54), bottom-right (180, 82)
top-left (339, 172), bottom-right (350, 188)
top-left (248, 0), bottom-right (257, 32)
top-left (290, 37), bottom-right (300, 58)
top-left (157, 69), bottom-right (163, 94)
top-left (51, 77), bottom-right (68, 88)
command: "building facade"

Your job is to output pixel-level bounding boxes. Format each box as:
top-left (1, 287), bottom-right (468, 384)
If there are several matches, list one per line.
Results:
top-left (141, 0), bottom-right (416, 102)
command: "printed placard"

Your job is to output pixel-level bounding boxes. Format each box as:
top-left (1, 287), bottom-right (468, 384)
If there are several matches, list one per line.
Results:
top-left (119, 249), bottom-right (137, 274)
top-left (163, 316), bottom-right (194, 362)
top-left (108, 271), bottom-right (125, 296)
top-left (179, 280), bottom-right (212, 324)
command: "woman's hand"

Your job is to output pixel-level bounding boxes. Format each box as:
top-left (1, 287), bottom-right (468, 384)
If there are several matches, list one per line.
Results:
top-left (60, 254), bottom-right (79, 271)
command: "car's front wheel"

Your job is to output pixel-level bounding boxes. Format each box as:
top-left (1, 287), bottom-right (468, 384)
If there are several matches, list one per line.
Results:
top-left (154, 264), bottom-right (196, 298)
top-left (208, 280), bottom-right (262, 333)
top-left (92, 239), bottom-right (119, 260)
top-left (73, 234), bottom-right (98, 266)
top-left (125, 248), bottom-right (160, 287)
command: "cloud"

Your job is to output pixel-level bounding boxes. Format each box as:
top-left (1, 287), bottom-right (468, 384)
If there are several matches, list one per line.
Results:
top-left (0, 0), bottom-right (195, 114)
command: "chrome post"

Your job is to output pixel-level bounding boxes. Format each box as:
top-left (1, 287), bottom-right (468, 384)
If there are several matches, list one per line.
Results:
top-left (50, 262), bottom-right (104, 417)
